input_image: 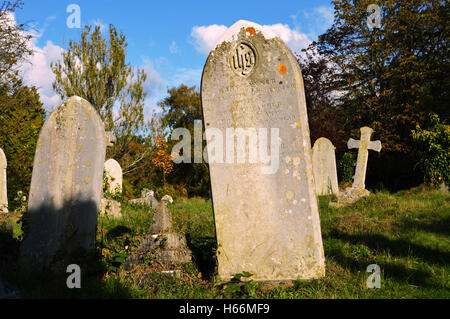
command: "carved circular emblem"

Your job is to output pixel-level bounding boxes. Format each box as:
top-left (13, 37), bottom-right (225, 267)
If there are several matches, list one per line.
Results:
top-left (230, 42), bottom-right (256, 77)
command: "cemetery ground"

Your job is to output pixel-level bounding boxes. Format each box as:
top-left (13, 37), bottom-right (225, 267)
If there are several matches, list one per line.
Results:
top-left (0, 185), bottom-right (448, 299)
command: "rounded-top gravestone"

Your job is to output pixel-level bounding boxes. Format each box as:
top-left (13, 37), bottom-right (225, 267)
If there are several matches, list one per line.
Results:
top-left (312, 137), bottom-right (339, 195)
top-left (20, 96), bottom-right (107, 270)
top-left (104, 158), bottom-right (123, 195)
top-left (201, 20), bottom-right (325, 281)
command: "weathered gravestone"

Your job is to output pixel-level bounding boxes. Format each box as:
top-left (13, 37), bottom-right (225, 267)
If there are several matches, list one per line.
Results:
top-left (129, 189), bottom-right (159, 208)
top-left (312, 138), bottom-right (339, 195)
top-left (104, 158), bottom-right (122, 194)
top-left (20, 96), bottom-right (107, 270)
top-left (201, 20), bottom-right (325, 281)
top-left (0, 148), bottom-right (7, 213)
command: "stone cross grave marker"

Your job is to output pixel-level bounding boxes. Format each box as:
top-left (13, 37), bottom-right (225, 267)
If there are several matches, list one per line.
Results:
top-left (0, 148), bottom-right (7, 213)
top-left (104, 158), bottom-right (122, 194)
top-left (201, 20), bottom-right (325, 281)
top-left (312, 138), bottom-right (339, 195)
top-left (20, 96), bottom-right (107, 270)
top-left (347, 126), bottom-right (382, 189)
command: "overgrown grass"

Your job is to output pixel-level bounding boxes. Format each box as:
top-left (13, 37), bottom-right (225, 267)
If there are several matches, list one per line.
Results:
top-left (0, 186), bottom-right (448, 298)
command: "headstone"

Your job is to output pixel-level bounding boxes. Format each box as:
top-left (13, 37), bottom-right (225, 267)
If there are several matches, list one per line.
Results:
top-left (0, 148), bottom-right (7, 213)
top-left (161, 194), bottom-right (174, 204)
top-left (20, 96), bottom-right (107, 270)
top-left (201, 20), bottom-right (325, 281)
top-left (128, 188), bottom-right (158, 207)
top-left (99, 198), bottom-right (121, 218)
top-left (104, 158), bottom-right (122, 194)
top-left (347, 126), bottom-right (382, 189)
top-left (312, 138), bottom-right (339, 195)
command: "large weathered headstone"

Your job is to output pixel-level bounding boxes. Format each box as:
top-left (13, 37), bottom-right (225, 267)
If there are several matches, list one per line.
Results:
top-left (20, 96), bottom-right (107, 270)
top-left (312, 138), bottom-right (339, 195)
top-left (201, 20), bottom-right (325, 281)
top-left (104, 158), bottom-right (122, 194)
top-left (347, 126), bottom-right (382, 190)
top-left (0, 148), bottom-right (7, 213)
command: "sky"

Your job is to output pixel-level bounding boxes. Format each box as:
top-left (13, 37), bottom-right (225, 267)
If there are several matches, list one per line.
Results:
top-left (13, 0), bottom-right (335, 118)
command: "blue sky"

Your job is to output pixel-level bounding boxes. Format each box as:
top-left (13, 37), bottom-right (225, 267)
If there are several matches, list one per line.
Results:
top-left (14, 0), bottom-right (335, 117)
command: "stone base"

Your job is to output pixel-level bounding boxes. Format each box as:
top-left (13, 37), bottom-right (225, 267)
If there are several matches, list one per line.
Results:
top-left (329, 187), bottom-right (371, 207)
top-left (99, 198), bottom-right (121, 218)
top-left (128, 195), bottom-right (159, 208)
top-left (123, 232), bottom-right (192, 270)
top-left (0, 204), bottom-right (8, 214)
top-left (439, 182), bottom-right (449, 194)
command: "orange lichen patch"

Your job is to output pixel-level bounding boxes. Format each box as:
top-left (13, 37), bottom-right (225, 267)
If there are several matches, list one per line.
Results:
top-left (246, 27), bottom-right (256, 35)
top-left (278, 64), bottom-right (287, 74)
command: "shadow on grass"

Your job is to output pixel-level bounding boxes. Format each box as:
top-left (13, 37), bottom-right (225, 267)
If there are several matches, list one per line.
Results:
top-left (105, 225), bottom-right (133, 240)
top-left (325, 229), bottom-right (448, 288)
top-left (329, 230), bottom-right (450, 267)
top-left (398, 215), bottom-right (450, 237)
top-left (186, 234), bottom-right (217, 281)
top-left (0, 214), bottom-right (134, 298)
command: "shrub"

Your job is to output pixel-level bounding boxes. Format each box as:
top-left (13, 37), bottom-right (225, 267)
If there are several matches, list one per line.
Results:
top-left (411, 113), bottom-right (450, 187)
top-left (155, 184), bottom-right (179, 200)
top-left (338, 152), bottom-right (356, 184)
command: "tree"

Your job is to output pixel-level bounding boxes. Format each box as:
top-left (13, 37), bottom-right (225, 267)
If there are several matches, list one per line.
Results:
top-left (313, 0), bottom-right (449, 190)
top-left (0, 73), bottom-right (46, 209)
top-left (316, 0), bottom-right (449, 153)
top-left (412, 113), bottom-right (449, 187)
top-left (51, 24), bottom-right (148, 173)
top-left (297, 46), bottom-right (346, 153)
top-left (152, 133), bottom-right (173, 188)
top-left (0, 0), bottom-right (32, 82)
top-left (158, 84), bottom-right (210, 197)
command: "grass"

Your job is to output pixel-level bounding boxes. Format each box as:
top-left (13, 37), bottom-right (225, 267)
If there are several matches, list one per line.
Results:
top-left (0, 186), bottom-right (448, 298)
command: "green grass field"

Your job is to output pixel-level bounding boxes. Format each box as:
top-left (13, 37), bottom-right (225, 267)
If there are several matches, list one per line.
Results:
top-left (0, 186), bottom-right (449, 298)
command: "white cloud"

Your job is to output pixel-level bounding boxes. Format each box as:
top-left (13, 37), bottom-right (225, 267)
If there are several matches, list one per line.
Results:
top-left (169, 68), bottom-right (202, 88)
top-left (299, 5), bottom-right (334, 38)
top-left (142, 59), bottom-right (166, 96)
top-left (1, 11), bottom-right (64, 111)
top-left (190, 22), bottom-right (311, 55)
top-left (314, 6), bottom-right (334, 26)
top-left (169, 41), bottom-right (179, 54)
top-left (190, 24), bottom-right (228, 54)
top-left (265, 23), bottom-right (311, 54)
top-left (19, 40), bottom-right (64, 110)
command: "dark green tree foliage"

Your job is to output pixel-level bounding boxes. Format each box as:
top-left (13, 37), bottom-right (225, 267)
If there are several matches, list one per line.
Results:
top-left (311, 0), bottom-right (449, 190)
top-left (297, 47), bottom-right (347, 153)
top-left (0, 74), bottom-right (46, 209)
top-left (158, 85), bottom-right (210, 197)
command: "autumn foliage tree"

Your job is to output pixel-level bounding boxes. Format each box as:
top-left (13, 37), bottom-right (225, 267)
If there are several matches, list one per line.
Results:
top-left (152, 133), bottom-right (173, 189)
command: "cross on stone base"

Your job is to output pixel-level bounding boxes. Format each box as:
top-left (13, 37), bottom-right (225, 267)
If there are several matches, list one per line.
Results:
top-left (347, 127), bottom-right (382, 189)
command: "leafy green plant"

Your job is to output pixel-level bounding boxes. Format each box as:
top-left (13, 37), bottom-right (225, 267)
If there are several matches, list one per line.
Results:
top-left (411, 113), bottom-right (450, 187)
top-left (338, 152), bottom-right (356, 183)
top-left (155, 184), bottom-right (178, 200)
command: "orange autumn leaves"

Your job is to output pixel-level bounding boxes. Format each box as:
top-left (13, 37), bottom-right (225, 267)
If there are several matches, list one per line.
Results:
top-left (152, 133), bottom-right (173, 177)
